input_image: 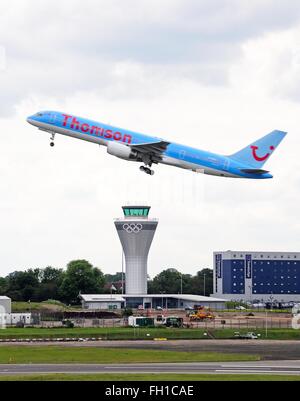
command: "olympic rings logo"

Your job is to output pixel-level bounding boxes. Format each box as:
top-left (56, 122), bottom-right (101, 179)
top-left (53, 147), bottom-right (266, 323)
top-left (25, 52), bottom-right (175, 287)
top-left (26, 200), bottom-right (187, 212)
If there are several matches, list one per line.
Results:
top-left (123, 224), bottom-right (143, 234)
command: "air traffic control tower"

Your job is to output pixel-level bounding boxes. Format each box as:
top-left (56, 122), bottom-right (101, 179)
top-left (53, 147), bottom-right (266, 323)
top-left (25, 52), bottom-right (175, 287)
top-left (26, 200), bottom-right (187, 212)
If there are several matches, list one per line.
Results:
top-left (115, 206), bottom-right (158, 295)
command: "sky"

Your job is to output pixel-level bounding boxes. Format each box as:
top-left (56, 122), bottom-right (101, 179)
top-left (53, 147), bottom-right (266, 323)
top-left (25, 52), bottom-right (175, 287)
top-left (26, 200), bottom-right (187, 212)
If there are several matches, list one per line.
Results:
top-left (0, 0), bottom-right (300, 278)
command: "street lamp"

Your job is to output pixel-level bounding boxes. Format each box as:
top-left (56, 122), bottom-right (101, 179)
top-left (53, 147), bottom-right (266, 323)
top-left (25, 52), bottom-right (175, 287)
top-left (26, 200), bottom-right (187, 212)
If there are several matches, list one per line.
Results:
top-left (180, 273), bottom-right (183, 295)
top-left (121, 251), bottom-right (125, 296)
top-left (265, 308), bottom-right (268, 338)
top-left (248, 285), bottom-right (253, 306)
top-left (269, 294), bottom-right (274, 310)
top-left (265, 294), bottom-right (274, 338)
top-left (160, 291), bottom-right (166, 309)
top-left (203, 273), bottom-right (206, 296)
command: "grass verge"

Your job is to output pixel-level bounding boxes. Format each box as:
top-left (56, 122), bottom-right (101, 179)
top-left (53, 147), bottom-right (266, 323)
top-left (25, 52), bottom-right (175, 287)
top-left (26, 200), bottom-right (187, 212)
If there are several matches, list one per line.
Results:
top-left (0, 347), bottom-right (259, 364)
top-left (0, 373), bottom-right (298, 381)
top-left (0, 327), bottom-right (299, 341)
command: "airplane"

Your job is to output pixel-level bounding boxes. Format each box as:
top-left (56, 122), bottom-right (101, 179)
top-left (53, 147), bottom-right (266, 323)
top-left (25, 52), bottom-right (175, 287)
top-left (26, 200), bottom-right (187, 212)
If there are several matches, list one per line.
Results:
top-left (27, 111), bottom-right (287, 179)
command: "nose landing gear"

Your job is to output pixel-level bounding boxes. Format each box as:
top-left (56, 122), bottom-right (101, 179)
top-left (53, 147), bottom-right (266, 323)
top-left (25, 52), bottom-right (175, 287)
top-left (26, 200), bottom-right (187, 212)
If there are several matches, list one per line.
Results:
top-left (140, 166), bottom-right (155, 176)
top-left (50, 133), bottom-right (55, 147)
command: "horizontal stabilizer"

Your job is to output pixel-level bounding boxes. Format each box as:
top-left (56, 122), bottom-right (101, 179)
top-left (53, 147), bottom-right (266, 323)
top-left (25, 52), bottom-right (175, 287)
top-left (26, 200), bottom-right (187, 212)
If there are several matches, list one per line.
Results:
top-left (240, 169), bottom-right (269, 175)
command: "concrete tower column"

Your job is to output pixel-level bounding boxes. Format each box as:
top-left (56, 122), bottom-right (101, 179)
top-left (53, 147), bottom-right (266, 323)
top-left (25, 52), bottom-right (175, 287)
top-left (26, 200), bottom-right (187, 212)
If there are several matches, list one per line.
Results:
top-left (114, 206), bottom-right (158, 295)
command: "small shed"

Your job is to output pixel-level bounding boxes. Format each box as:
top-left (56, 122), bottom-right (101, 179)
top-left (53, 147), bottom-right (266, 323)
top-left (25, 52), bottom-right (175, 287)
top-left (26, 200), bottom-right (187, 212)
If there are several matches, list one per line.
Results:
top-left (0, 296), bottom-right (11, 314)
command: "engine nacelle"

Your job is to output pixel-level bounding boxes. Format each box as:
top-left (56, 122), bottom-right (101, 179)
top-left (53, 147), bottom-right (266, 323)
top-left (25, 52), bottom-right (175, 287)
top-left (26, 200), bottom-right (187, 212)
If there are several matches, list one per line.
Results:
top-left (107, 141), bottom-right (138, 161)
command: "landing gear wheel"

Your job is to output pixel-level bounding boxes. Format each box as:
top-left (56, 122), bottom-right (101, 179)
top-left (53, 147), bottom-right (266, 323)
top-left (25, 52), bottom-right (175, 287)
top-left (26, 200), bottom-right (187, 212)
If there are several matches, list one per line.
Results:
top-left (140, 166), bottom-right (155, 176)
top-left (50, 132), bottom-right (56, 147)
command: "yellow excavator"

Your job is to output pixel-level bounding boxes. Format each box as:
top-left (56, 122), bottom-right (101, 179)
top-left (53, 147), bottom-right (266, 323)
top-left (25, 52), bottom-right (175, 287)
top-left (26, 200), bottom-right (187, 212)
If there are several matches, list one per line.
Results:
top-left (189, 306), bottom-right (215, 322)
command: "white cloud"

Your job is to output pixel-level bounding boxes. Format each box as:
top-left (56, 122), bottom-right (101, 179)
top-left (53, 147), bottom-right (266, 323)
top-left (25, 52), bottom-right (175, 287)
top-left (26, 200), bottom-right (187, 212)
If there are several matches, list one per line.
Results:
top-left (2, 0), bottom-right (300, 116)
top-left (232, 26), bottom-right (300, 102)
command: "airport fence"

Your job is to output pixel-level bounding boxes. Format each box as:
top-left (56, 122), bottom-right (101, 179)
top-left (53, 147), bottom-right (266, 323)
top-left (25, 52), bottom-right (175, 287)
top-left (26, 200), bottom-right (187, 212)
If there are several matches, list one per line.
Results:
top-left (38, 317), bottom-right (293, 329)
top-left (39, 318), bottom-right (129, 328)
top-left (190, 318), bottom-right (292, 330)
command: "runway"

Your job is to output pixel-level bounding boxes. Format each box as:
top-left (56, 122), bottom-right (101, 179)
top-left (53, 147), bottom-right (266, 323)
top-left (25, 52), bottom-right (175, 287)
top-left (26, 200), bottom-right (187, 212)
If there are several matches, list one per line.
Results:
top-left (0, 361), bottom-right (299, 376)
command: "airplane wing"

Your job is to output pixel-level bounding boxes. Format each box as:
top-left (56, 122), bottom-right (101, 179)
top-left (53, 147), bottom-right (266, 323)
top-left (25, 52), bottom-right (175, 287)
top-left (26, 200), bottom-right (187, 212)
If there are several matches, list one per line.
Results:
top-left (130, 141), bottom-right (170, 163)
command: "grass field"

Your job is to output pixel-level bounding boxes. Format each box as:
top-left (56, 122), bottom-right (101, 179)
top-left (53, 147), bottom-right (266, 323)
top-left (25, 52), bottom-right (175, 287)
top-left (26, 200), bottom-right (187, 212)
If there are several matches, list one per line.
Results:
top-left (0, 347), bottom-right (259, 364)
top-left (11, 301), bottom-right (70, 313)
top-left (0, 373), bottom-right (298, 381)
top-left (0, 327), bottom-right (299, 340)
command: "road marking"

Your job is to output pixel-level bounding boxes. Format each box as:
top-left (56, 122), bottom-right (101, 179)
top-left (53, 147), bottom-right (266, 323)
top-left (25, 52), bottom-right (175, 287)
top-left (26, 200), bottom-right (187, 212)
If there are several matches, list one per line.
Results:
top-left (221, 365), bottom-right (300, 369)
top-left (216, 370), bottom-right (300, 374)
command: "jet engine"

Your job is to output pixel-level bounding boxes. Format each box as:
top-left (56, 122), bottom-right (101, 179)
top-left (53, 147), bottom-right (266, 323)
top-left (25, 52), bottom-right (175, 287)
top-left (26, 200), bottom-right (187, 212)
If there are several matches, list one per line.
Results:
top-left (107, 141), bottom-right (138, 161)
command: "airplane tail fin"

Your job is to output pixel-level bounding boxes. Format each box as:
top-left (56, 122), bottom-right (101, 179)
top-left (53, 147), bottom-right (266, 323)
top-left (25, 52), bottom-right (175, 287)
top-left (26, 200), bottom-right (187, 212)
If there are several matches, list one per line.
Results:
top-left (229, 130), bottom-right (287, 168)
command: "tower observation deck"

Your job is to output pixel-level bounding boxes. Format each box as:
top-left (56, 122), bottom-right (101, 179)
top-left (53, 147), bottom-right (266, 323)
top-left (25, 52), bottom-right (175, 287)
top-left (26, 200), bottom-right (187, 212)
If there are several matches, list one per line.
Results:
top-left (114, 206), bottom-right (158, 295)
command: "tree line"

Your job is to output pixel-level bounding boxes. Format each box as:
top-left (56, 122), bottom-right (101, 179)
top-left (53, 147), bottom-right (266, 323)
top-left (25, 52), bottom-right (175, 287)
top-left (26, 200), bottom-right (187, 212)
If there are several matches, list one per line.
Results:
top-left (0, 260), bottom-right (213, 305)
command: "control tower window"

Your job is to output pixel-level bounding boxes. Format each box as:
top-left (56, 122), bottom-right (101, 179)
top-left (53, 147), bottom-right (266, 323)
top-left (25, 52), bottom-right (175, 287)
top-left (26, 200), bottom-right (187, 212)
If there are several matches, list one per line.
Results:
top-left (122, 207), bottom-right (150, 217)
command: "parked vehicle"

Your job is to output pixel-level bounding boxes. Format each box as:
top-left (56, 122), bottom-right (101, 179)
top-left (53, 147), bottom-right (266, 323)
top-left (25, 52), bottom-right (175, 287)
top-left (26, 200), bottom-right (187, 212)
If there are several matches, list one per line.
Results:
top-left (156, 314), bottom-right (164, 322)
top-left (252, 303), bottom-right (266, 308)
top-left (234, 332), bottom-right (259, 340)
top-left (165, 317), bottom-right (183, 328)
top-left (128, 316), bottom-right (154, 327)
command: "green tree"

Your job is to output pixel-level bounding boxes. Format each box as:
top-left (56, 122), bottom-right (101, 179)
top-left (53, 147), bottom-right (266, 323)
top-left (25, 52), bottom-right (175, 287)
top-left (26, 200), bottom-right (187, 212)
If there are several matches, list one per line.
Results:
top-left (104, 272), bottom-right (123, 283)
top-left (148, 268), bottom-right (213, 296)
top-left (190, 269), bottom-right (213, 296)
top-left (0, 277), bottom-right (7, 295)
top-left (35, 266), bottom-right (65, 302)
top-left (149, 269), bottom-right (184, 294)
top-left (59, 260), bottom-right (105, 304)
top-left (41, 267), bottom-right (64, 284)
top-left (6, 270), bottom-right (40, 301)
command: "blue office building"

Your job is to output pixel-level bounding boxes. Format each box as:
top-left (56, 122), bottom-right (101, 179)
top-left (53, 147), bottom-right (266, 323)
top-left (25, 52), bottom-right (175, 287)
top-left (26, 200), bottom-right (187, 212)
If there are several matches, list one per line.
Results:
top-left (213, 251), bottom-right (300, 302)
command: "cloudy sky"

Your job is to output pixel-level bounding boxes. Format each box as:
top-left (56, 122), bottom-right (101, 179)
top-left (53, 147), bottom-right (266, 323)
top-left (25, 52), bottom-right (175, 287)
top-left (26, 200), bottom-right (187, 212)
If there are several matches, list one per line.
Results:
top-left (1, 0), bottom-right (300, 278)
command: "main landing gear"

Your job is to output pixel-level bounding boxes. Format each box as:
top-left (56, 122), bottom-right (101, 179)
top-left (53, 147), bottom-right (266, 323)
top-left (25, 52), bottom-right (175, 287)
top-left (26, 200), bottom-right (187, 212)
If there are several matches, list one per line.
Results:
top-left (50, 133), bottom-right (55, 147)
top-left (140, 166), bottom-right (155, 176)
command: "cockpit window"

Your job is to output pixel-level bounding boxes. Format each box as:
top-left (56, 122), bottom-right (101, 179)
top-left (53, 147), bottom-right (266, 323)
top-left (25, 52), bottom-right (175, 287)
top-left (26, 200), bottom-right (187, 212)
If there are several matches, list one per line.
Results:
top-left (35, 113), bottom-right (43, 117)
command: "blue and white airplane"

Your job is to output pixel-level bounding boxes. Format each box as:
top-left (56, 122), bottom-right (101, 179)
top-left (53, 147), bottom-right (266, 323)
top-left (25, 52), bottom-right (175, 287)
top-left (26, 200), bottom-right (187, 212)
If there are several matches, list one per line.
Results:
top-left (27, 111), bottom-right (287, 179)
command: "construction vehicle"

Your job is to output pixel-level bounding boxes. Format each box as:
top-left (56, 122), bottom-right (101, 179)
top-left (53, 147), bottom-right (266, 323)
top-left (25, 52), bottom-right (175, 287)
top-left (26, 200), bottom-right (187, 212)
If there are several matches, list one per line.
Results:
top-left (189, 306), bottom-right (215, 322)
top-left (165, 316), bottom-right (183, 328)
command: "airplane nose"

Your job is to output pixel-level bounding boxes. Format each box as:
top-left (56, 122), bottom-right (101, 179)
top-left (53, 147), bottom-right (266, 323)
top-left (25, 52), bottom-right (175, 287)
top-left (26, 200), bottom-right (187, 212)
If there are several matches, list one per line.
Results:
top-left (26, 116), bottom-right (35, 125)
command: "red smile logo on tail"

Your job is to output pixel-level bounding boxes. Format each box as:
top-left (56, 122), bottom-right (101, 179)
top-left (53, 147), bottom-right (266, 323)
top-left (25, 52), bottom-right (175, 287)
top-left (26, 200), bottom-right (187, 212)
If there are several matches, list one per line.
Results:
top-left (251, 145), bottom-right (275, 162)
